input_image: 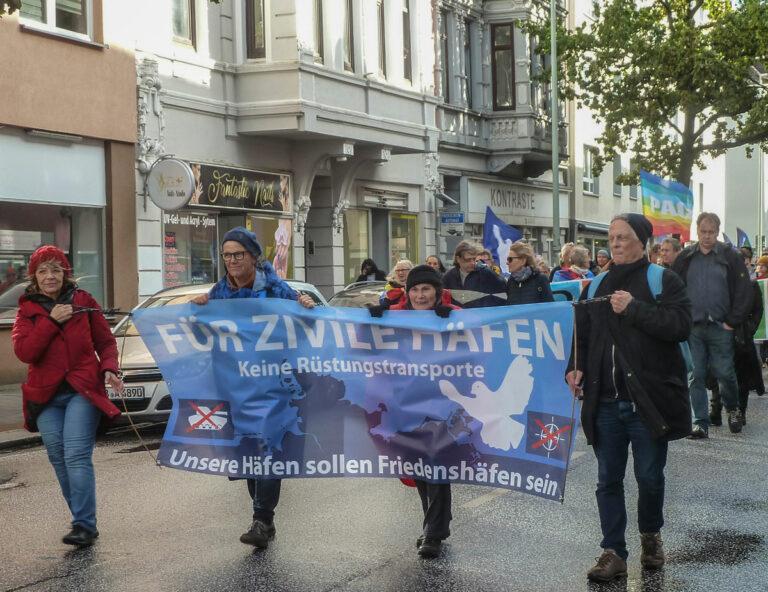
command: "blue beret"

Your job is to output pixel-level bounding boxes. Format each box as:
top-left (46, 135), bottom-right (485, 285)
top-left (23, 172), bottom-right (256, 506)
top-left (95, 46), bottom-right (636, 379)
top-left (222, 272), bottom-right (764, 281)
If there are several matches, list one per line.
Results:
top-left (221, 226), bottom-right (262, 258)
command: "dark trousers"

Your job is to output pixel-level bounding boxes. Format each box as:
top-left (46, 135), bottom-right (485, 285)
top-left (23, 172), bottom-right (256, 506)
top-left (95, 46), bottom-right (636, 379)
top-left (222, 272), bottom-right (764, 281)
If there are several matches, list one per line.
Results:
top-left (593, 401), bottom-right (669, 561)
top-left (246, 478), bottom-right (282, 524)
top-left (414, 480), bottom-right (452, 540)
top-left (710, 382), bottom-right (750, 415)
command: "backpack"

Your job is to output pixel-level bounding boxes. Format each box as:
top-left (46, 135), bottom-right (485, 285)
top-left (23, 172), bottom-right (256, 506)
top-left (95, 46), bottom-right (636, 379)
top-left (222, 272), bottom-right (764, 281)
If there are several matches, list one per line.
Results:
top-left (587, 263), bottom-right (694, 373)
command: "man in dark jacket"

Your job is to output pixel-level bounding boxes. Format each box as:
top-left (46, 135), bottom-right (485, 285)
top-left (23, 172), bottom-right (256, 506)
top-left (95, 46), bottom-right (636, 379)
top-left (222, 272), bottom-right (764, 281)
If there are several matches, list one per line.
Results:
top-left (442, 241), bottom-right (506, 307)
top-left (672, 212), bottom-right (753, 437)
top-left (566, 213), bottom-right (692, 583)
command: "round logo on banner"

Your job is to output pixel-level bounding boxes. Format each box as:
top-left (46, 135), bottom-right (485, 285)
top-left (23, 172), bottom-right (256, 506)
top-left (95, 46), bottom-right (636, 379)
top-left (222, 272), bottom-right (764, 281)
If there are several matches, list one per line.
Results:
top-left (146, 158), bottom-right (195, 210)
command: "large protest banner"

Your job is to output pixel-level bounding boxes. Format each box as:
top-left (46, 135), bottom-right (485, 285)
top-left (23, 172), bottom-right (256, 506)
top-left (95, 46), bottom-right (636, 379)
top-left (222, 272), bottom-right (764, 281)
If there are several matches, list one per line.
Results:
top-left (132, 300), bottom-right (578, 501)
top-left (550, 279), bottom-right (590, 302)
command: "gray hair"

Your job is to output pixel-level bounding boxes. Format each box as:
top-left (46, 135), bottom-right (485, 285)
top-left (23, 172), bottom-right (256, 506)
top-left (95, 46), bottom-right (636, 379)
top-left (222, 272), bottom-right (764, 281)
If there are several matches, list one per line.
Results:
top-left (661, 237), bottom-right (682, 252)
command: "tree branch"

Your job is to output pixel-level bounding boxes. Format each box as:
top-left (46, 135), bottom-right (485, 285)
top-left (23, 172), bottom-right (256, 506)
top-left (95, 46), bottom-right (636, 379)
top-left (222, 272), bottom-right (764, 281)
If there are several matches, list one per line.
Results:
top-left (666, 117), bottom-right (684, 136)
top-left (687, 0), bottom-right (706, 21)
top-left (658, 0), bottom-right (676, 29)
top-left (701, 130), bottom-right (768, 152)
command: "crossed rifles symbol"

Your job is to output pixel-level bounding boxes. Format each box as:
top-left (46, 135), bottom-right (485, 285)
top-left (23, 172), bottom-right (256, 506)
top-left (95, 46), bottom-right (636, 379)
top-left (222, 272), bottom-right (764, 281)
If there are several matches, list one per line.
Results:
top-left (531, 418), bottom-right (571, 450)
top-left (187, 402), bottom-right (225, 432)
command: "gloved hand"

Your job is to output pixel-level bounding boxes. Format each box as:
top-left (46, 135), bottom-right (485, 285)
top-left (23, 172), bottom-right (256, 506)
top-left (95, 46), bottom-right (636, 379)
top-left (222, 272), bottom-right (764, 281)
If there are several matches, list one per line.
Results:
top-left (367, 303), bottom-right (388, 318)
top-left (435, 304), bottom-right (453, 318)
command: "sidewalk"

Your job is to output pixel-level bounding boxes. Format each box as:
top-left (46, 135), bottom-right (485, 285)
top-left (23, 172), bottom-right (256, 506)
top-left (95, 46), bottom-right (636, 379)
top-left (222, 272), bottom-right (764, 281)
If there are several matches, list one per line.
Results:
top-left (0, 384), bottom-right (39, 451)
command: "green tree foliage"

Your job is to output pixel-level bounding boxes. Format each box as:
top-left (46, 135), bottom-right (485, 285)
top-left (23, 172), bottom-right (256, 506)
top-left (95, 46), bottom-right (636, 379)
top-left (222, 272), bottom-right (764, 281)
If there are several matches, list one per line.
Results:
top-left (0, 1), bottom-right (21, 17)
top-left (528, 0), bottom-right (768, 186)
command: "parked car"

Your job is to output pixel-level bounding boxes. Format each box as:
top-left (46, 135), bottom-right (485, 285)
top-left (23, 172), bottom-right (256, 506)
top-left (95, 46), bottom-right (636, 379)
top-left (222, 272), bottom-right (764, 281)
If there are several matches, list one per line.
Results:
top-left (110, 280), bottom-right (327, 424)
top-left (328, 280), bottom-right (506, 309)
top-left (328, 281), bottom-right (387, 308)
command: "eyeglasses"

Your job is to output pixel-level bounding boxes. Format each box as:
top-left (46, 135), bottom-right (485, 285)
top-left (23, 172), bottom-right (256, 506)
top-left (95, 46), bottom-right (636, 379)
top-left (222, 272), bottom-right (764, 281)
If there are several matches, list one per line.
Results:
top-left (221, 251), bottom-right (246, 262)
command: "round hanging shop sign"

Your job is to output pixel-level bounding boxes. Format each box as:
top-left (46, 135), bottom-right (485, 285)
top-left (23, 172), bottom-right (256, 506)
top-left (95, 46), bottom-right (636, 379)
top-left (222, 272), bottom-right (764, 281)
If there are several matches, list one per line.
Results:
top-left (146, 158), bottom-right (196, 210)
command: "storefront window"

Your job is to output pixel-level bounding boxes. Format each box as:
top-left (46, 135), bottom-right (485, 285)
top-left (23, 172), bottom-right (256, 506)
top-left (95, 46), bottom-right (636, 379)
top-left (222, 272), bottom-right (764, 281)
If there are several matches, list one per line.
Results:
top-left (0, 202), bottom-right (104, 321)
top-left (390, 213), bottom-right (419, 268)
top-left (344, 209), bottom-right (370, 284)
top-left (162, 211), bottom-right (218, 288)
top-left (247, 215), bottom-right (293, 279)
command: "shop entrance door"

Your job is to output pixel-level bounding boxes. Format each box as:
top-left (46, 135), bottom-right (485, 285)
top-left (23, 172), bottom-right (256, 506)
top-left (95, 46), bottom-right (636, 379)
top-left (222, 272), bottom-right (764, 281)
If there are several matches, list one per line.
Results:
top-left (390, 212), bottom-right (419, 268)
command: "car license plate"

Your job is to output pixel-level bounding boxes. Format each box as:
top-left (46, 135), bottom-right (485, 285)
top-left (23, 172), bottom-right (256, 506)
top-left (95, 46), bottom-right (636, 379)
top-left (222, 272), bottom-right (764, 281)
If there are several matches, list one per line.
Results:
top-left (108, 386), bottom-right (145, 400)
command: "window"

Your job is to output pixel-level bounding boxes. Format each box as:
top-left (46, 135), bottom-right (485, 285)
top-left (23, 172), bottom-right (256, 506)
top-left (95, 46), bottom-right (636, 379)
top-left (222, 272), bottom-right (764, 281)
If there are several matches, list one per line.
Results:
top-left (315, 0), bottom-right (324, 63)
top-left (20, 0), bottom-right (90, 37)
top-left (464, 19), bottom-right (472, 106)
top-left (343, 209), bottom-right (370, 284)
top-left (613, 154), bottom-right (622, 197)
top-left (246, 0), bottom-right (266, 59)
top-left (172, 0), bottom-right (195, 46)
top-left (440, 10), bottom-right (449, 101)
top-left (163, 211), bottom-right (218, 288)
top-left (492, 23), bottom-right (515, 110)
top-left (402, 0), bottom-right (412, 82)
top-left (343, 0), bottom-right (354, 72)
top-left (378, 0), bottom-right (387, 78)
top-left (583, 147), bottom-right (599, 194)
top-left (0, 202), bottom-right (105, 322)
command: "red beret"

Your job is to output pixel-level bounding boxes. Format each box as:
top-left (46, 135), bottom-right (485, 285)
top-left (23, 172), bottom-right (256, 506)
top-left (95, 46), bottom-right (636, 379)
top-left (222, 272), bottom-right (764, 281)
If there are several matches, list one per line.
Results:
top-left (28, 245), bottom-right (72, 278)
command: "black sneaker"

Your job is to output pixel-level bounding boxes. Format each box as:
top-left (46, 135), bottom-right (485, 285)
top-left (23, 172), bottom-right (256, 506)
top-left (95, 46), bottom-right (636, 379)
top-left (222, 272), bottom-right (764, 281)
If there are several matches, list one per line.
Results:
top-left (239, 519), bottom-right (276, 548)
top-left (709, 409), bottom-right (722, 426)
top-left (62, 525), bottom-right (99, 547)
top-left (417, 538), bottom-right (441, 559)
top-left (740, 408), bottom-right (747, 426)
top-left (728, 409), bottom-right (743, 433)
top-left (688, 424), bottom-right (708, 439)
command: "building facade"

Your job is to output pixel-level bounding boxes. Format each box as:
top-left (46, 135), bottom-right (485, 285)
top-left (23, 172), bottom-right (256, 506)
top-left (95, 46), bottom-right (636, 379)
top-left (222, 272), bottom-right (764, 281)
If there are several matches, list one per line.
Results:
top-left (0, 3), bottom-right (137, 383)
top-left (434, 0), bottom-right (569, 266)
top-left (129, 0), bottom-right (440, 300)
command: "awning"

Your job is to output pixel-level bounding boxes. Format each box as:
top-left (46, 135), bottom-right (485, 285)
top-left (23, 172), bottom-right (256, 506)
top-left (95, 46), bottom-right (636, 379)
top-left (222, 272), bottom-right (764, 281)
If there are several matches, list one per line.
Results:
top-left (577, 221), bottom-right (610, 234)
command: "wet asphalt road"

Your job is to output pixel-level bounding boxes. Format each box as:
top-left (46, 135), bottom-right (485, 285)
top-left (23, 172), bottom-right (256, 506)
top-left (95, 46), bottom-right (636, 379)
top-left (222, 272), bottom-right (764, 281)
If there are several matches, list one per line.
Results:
top-left (1, 396), bottom-right (767, 592)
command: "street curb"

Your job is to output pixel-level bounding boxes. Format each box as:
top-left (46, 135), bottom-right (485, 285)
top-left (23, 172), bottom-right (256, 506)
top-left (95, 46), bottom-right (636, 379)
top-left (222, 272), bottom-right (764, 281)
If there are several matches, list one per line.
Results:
top-left (0, 434), bottom-right (41, 453)
top-left (0, 467), bottom-right (13, 485)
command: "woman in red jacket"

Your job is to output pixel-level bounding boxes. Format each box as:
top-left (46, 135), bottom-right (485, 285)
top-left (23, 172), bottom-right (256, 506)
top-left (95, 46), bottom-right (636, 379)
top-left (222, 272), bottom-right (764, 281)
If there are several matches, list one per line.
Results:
top-left (12, 246), bottom-right (123, 547)
top-left (371, 264), bottom-right (460, 559)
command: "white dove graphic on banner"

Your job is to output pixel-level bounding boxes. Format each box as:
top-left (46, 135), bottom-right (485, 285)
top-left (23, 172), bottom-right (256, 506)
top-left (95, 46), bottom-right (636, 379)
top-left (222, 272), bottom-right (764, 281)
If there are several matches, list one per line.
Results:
top-left (439, 356), bottom-right (534, 451)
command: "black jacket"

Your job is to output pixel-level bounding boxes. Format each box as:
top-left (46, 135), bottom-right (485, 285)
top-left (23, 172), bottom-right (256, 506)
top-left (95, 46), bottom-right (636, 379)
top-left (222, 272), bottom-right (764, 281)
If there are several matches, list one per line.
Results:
top-left (571, 259), bottom-right (693, 444)
top-left (734, 281), bottom-right (765, 395)
top-left (355, 270), bottom-right (386, 282)
top-left (442, 266), bottom-right (506, 294)
top-left (506, 270), bottom-right (554, 305)
top-left (672, 242), bottom-right (753, 328)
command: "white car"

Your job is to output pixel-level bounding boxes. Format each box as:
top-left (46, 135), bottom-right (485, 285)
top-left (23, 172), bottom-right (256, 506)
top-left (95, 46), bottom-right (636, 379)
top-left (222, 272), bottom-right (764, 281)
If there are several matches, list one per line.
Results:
top-left (110, 280), bottom-right (327, 424)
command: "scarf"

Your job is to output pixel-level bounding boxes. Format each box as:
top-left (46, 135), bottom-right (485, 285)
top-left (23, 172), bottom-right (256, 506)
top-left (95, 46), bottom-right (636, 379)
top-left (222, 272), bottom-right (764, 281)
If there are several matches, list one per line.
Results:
top-left (510, 266), bottom-right (534, 283)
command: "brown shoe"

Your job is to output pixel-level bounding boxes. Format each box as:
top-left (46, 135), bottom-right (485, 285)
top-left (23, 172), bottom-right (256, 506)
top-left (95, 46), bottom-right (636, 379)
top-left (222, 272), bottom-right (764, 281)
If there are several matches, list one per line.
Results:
top-left (640, 532), bottom-right (665, 569)
top-left (587, 549), bottom-right (627, 582)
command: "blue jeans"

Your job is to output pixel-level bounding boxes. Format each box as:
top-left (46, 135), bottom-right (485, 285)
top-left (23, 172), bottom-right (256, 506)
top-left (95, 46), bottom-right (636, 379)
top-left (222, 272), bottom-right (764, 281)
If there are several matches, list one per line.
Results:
top-left (689, 322), bottom-right (739, 427)
top-left (593, 401), bottom-right (668, 561)
top-left (246, 478), bottom-right (282, 524)
top-left (37, 392), bottom-right (101, 532)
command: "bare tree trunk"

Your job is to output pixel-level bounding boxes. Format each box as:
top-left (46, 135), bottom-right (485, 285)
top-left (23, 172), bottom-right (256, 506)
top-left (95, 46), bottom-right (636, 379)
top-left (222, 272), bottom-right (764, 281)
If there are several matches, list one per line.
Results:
top-left (676, 109), bottom-right (697, 187)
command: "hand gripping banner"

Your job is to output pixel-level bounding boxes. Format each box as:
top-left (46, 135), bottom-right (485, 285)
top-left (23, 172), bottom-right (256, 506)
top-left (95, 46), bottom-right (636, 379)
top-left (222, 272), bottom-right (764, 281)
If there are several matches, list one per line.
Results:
top-left (132, 300), bottom-right (579, 501)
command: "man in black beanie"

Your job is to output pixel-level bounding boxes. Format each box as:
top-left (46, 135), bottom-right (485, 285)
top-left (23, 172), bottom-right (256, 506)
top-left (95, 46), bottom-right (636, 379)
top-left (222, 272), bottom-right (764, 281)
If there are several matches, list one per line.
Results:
top-left (566, 213), bottom-right (692, 582)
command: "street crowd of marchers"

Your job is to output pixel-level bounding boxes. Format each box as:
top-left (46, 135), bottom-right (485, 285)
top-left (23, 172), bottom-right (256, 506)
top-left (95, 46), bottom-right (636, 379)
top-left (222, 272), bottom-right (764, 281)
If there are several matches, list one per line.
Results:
top-left (10, 211), bottom-right (764, 583)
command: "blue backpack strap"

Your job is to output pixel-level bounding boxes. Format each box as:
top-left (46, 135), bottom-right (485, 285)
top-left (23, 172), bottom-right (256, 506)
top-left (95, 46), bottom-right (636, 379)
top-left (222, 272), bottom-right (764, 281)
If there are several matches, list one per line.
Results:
top-left (646, 263), bottom-right (694, 373)
top-left (646, 263), bottom-right (664, 299)
top-left (587, 271), bottom-right (609, 299)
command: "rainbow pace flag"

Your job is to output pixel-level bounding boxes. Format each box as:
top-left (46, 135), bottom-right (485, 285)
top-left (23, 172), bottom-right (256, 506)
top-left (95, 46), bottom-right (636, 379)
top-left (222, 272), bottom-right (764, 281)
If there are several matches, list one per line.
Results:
top-left (640, 171), bottom-right (694, 242)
